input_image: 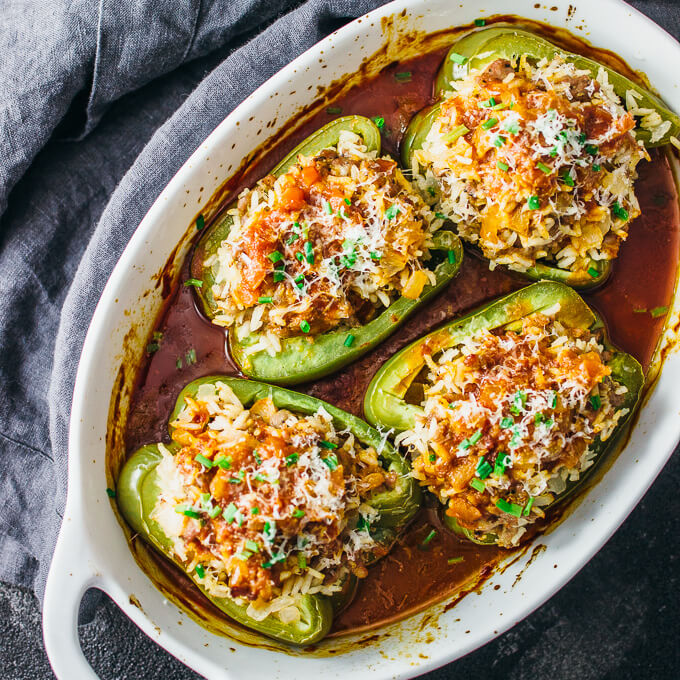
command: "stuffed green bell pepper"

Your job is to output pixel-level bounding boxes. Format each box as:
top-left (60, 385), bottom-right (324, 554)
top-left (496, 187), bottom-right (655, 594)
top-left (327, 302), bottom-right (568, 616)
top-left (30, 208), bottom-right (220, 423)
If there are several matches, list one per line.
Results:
top-left (364, 282), bottom-right (643, 547)
top-left (117, 376), bottom-right (421, 644)
top-left (401, 27), bottom-right (679, 288)
top-left (190, 115), bottom-right (463, 385)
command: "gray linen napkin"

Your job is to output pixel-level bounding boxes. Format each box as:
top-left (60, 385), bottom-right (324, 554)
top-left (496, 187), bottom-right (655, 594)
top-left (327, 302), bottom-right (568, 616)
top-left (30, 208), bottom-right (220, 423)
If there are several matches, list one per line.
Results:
top-left (0, 0), bottom-right (381, 601)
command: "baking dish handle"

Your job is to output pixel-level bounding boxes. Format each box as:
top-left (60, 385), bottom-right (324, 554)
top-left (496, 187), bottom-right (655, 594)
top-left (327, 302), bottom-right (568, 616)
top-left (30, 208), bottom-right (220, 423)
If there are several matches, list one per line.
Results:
top-left (42, 513), bottom-right (102, 680)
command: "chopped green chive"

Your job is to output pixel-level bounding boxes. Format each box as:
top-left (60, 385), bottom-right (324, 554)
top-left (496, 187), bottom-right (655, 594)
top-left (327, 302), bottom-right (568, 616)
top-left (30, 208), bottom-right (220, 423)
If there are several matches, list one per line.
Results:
top-left (561, 171), bottom-right (575, 187)
top-left (268, 250), bottom-right (283, 263)
top-left (503, 121), bottom-right (520, 135)
top-left (493, 452), bottom-right (508, 476)
top-left (184, 278), bottom-right (203, 288)
top-left (195, 453), bottom-right (214, 469)
top-left (175, 357), bottom-right (183, 369)
top-left (523, 497), bottom-right (534, 516)
top-left (304, 240), bottom-right (314, 263)
top-left (223, 503), bottom-right (237, 523)
top-left (469, 478), bottom-right (485, 492)
top-left (146, 342), bottom-right (160, 353)
top-left (482, 117), bottom-right (499, 130)
top-left (385, 204), bottom-right (400, 220)
top-left (651, 306), bottom-right (669, 318)
top-left (395, 71), bottom-right (412, 82)
top-left (534, 412), bottom-right (545, 425)
top-left (469, 429), bottom-right (483, 445)
top-left (208, 505), bottom-right (222, 519)
top-left (251, 507), bottom-right (260, 515)
top-left (592, 164), bottom-right (601, 172)
top-left (550, 391), bottom-right (557, 408)
top-left (326, 106), bottom-right (342, 114)
top-left (262, 552), bottom-right (286, 569)
top-left (273, 271), bottom-right (285, 282)
top-left (496, 498), bottom-right (523, 517)
top-left (344, 198), bottom-right (352, 206)
top-left (550, 147), bottom-right (558, 157)
top-left (245, 540), bottom-right (260, 553)
top-left (372, 116), bottom-right (385, 129)
top-left (527, 195), bottom-right (540, 210)
top-left (181, 508), bottom-right (201, 519)
top-left (322, 455), bottom-right (339, 471)
top-left (236, 551), bottom-right (252, 561)
top-left (589, 395), bottom-right (601, 410)
top-left (298, 553), bottom-right (307, 569)
top-left (429, 453), bottom-right (437, 463)
top-left (324, 201), bottom-right (333, 215)
top-left (536, 162), bottom-right (551, 174)
top-left (344, 334), bottom-right (355, 347)
top-left (292, 509), bottom-right (305, 518)
top-left (370, 251), bottom-right (382, 260)
top-left (585, 144), bottom-right (599, 155)
top-left (421, 529), bottom-right (437, 546)
top-left (447, 249), bottom-right (456, 264)
top-left (185, 348), bottom-right (197, 364)
top-left (500, 417), bottom-right (514, 429)
top-left (229, 470), bottom-right (245, 484)
top-left (257, 296), bottom-right (273, 304)
top-left (587, 266), bottom-right (600, 278)
top-left (449, 52), bottom-right (468, 65)
top-left (285, 452), bottom-right (299, 466)
top-left (442, 124), bottom-right (470, 143)
top-left (319, 440), bottom-right (338, 449)
top-left (476, 457), bottom-right (493, 480)
top-left (300, 320), bottom-right (311, 333)
top-left (195, 564), bottom-right (205, 579)
top-left (105, 487), bottom-right (116, 498)
top-left (196, 214), bottom-right (205, 231)
top-left (494, 135), bottom-right (506, 147)
top-left (216, 456), bottom-right (232, 470)
top-left (497, 161), bottom-right (509, 172)
top-left (474, 18), bottom-right (486, 26)
top-left (612, 202), bottom-right (629, 221)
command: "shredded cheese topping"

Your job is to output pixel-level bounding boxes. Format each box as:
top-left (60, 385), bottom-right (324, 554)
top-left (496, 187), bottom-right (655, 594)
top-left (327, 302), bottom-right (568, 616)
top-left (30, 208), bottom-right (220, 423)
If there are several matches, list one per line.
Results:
top-left (412, 55), bottom-right (649, 276)
top-left (396, 311), bottom-right (629, 547)
top-left (153, 382), bottom-right (395, 623)
top-left (206, 131), bottom-right (441, 356)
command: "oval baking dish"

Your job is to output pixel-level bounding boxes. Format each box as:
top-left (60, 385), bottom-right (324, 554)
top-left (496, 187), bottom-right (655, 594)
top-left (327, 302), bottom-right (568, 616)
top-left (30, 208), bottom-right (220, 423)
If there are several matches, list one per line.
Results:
top-left (42, 1), bottom-right (680, 679)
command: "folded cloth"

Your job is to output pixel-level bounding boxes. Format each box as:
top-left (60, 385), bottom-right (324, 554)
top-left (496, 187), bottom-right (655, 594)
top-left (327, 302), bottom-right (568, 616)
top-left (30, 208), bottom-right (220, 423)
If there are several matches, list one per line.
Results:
top-left (0, 0), bottom-right (383, 602)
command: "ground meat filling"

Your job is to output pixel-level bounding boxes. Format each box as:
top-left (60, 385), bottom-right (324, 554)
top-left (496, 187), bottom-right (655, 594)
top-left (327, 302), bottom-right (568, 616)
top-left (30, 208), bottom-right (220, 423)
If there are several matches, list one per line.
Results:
top-left (152, 381), bottom-right (395, 623)
top-left (412, 55), bottom-right (649, 276)
top-left (396, 312), bottom-right (630, 547)
top-left (206, 130), bottom-right (439, 355)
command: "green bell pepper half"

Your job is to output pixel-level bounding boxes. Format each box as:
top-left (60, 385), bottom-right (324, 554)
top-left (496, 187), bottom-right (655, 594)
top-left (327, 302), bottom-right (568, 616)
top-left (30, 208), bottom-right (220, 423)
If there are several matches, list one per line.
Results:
top-left (402, 104), bottom-right (611, 289)
top-left (190, 115), bottom-right (463, 385)
top-left (435, 26), bottom-right (680, 147)
top-left (363, 281), bottom-right (644, 545)
top-left (117, 376), bottom-right (420, 643)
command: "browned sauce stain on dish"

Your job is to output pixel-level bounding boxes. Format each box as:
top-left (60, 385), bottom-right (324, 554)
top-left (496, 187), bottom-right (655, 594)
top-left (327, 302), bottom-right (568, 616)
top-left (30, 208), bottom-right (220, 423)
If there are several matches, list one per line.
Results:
top-left (112, 13), bottom-right (680, 654)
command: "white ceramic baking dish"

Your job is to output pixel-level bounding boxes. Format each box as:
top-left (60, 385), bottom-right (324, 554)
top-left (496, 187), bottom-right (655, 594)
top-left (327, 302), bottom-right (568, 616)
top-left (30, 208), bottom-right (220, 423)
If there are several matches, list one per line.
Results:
top-left (42, 0), bottom-right (680, 678)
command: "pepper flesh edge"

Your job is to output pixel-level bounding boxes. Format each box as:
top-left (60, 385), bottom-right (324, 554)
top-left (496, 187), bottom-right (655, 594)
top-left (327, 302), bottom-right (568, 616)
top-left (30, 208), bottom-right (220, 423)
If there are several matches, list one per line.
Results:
top-left (116, 377), bottom-right (421, 643)
top-left (191, 115), bottom-right (464, 384)
top-left (401, 102), bottom-right (612, 290)
top-left (362, 282), bottom-right (644, 545)
top-left (435, 26), bottom-right (680, 147)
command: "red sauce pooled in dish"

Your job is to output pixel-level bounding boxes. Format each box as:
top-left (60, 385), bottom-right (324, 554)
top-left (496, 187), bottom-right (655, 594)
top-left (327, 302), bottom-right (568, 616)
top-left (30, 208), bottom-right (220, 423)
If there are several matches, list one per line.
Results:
top-left (125, 45), bottom-right (679, 635)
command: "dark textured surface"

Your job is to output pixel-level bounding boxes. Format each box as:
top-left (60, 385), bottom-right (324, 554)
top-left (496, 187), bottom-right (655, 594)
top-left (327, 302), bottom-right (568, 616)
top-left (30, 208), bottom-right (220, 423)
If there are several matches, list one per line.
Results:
top-left (1, 0), bottom-right (679, 678)
top-left (0, 447), bottom-right (676, 679)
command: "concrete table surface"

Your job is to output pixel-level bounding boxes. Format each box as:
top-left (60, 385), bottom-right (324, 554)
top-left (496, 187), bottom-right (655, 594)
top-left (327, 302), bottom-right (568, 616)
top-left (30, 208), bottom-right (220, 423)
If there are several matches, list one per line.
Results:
top-left (2, 1), bottom-right (678, 678)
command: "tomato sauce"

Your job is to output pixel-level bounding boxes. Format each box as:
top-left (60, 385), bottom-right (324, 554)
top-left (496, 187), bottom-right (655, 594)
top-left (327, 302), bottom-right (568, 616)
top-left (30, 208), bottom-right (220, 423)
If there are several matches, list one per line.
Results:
top-left (124, 42), bottom-right (679, 637)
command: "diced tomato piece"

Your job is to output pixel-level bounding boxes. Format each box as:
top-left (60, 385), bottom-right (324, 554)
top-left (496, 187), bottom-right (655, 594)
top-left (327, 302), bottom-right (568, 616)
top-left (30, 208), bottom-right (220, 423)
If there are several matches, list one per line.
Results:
top-left (281, 185), bottom-right (306, 210)
top-left (301, 164), bottom-right (320, 186)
